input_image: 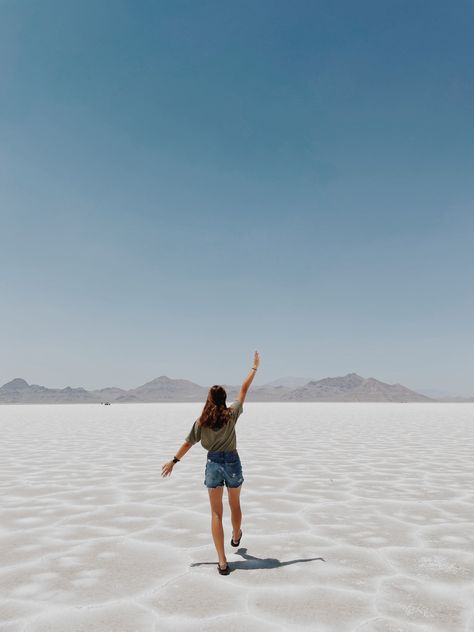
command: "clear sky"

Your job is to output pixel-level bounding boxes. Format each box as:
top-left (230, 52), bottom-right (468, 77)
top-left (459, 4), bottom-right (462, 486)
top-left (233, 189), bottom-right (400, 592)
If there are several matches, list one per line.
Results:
top-left (1, 1), bottom-right (473, 395)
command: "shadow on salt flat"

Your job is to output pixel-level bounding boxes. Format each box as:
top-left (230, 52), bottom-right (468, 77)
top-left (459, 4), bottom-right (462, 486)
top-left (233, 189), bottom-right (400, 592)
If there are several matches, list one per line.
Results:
top-left (191, 547), bottom-right (325, 572)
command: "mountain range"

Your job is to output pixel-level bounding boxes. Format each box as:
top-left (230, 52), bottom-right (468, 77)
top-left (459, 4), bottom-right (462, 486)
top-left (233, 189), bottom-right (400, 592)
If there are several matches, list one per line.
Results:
top-left (1, 372), bottom-right (467, 404)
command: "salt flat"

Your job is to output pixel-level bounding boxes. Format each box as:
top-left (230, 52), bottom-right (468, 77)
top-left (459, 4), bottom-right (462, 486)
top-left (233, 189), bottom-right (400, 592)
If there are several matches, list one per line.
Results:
top-left (0, 402), bottom-right (473, 631)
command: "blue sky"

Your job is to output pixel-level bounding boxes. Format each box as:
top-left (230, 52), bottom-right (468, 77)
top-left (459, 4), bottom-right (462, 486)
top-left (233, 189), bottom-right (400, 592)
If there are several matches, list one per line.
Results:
top-left (1, 1), bottom-right (473, 395)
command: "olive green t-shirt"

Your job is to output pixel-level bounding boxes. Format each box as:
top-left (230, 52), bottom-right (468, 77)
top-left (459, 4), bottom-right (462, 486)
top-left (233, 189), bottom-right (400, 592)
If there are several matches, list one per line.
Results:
top-left (185, 400), bottom-right (244, 451)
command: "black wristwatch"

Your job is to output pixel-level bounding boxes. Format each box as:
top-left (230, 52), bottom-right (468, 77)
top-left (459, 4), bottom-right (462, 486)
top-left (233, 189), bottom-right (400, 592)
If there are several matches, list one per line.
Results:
top-left (172, 456), bottom-right (180, 464)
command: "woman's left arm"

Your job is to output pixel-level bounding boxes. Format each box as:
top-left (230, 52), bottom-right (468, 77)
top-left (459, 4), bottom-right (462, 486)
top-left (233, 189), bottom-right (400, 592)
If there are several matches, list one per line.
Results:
top-left (161, 441), bottom-right (193, 477)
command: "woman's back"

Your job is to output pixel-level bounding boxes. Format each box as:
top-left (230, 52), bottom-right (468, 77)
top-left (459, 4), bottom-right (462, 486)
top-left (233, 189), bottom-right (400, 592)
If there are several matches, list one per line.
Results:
top-left (185, 400), bottom-right (244, 451)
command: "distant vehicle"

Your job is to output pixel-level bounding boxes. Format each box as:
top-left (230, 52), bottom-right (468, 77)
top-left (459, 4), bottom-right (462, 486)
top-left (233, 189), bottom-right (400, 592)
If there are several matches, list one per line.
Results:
top-left (100, 401), bottom-right (111, 405)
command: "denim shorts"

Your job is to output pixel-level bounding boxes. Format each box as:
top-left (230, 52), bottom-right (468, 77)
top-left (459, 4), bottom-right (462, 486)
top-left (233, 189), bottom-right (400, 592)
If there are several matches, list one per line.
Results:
top-left (204, 450), bottom-right (244, 489)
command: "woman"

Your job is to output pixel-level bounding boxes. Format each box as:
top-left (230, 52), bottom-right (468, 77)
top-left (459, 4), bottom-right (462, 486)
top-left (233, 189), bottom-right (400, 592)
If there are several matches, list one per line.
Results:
top-left (161, 351), bottom-right (260, 575)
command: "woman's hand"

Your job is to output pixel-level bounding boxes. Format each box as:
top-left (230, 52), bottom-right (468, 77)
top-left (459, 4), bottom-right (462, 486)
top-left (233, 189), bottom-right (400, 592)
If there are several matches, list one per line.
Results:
top-left (253, 350), bottom-right (260, 369)
top-left (161, 461), bottom-right (175, 478)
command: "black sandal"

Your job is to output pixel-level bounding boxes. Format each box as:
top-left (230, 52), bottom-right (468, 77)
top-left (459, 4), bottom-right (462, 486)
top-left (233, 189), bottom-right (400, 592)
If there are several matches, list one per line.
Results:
top-left (218, 561), bottom-right (230, 575)
top-left (231, 529), bottom-right (242, 547)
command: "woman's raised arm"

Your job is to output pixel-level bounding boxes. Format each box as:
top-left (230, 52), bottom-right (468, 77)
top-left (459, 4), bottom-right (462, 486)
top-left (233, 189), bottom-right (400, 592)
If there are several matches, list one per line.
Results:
top-left (238, 350), bottom-right (260, 403)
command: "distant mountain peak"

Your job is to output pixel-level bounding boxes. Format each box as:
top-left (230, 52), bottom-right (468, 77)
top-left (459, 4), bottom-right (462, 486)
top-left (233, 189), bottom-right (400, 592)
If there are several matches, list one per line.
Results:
top-left (307, 373), bottom-right (364, 389)
top-left (0, 377), bottom-right (30, 391)
top-left (147, 375), bottom-right (173, 384)
top-left (262, 376), bottom-right (312, 389)
top-left (285, 373), bottom-right (432, 402)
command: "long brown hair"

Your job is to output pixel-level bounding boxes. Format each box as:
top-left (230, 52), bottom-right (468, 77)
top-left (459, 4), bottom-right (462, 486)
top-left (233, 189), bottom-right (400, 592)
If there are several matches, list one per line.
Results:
top-left (198, 385), bottom-right (234, 430)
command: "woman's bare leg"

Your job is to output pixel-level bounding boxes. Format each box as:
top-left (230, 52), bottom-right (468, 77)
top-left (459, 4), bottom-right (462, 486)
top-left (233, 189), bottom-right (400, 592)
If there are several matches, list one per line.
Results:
top-left (227, 485), bottom-right (242, 541)
top-left (208, 486), bottom-right (226, 565)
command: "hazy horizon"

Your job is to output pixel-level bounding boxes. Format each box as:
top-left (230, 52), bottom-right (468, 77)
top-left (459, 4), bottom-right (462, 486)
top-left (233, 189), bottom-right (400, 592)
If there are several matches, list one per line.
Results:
top-left (1, 2), bottom-right (473, 394)
top-left (0, 372), bottom-right (472, 399)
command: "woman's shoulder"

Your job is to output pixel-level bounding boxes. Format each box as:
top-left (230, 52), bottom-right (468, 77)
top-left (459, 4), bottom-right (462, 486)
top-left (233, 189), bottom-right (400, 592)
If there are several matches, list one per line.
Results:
top-left (229, 399), bottom-right (243, 417)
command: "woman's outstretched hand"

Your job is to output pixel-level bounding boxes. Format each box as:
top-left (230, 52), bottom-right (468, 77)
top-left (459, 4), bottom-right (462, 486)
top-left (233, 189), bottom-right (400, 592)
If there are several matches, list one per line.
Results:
top-left (161, 461), bottom-right (174, 477)
top-left (253, 350), bottom-right (260, 368)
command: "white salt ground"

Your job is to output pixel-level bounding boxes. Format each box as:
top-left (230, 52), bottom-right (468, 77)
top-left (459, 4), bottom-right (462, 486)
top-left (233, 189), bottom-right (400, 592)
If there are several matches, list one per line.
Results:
top-left (0, 402), bottom-right (473, 631)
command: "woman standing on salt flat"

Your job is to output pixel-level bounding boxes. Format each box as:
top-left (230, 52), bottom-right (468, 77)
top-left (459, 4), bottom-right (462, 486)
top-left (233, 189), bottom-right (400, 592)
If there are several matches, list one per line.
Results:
top-left (161, 351), bottom-right (260, 575)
